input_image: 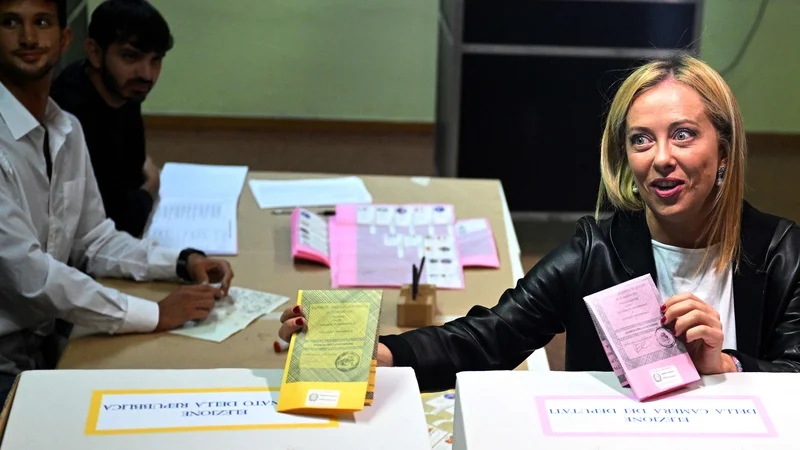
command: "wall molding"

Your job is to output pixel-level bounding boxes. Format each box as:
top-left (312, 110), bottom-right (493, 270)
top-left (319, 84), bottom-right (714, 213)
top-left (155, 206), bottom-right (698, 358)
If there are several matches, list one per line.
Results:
top-left (143, 115), bottom-right (435, 135)
top-left (142, 116), bottom-right (800, 152)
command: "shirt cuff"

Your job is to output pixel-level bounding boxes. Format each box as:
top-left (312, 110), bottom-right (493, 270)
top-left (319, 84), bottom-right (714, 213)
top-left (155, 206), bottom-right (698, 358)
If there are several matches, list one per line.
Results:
top-left (117, 294), bottom-right (160, 333)
top-left (147, 244), bottom-right (182, 281)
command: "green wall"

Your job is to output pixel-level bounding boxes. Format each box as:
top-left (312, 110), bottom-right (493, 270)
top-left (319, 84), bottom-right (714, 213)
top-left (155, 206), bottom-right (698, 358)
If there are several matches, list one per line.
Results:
top-left (701, 0), bottom-right (800, 133)
top-left (89, 0), bottom-right (437, 122)
top-left (88, 0), bottom-right (799, 132)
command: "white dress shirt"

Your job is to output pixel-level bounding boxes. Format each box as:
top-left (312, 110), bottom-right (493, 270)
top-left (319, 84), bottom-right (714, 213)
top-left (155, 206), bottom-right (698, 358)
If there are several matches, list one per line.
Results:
top-left (0, 82), bottom-right (180, 373)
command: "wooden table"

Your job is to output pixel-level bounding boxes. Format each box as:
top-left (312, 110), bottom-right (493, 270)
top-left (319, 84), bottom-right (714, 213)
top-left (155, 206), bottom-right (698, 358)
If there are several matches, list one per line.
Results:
top-left (58, 172), bottom-right (546, 371)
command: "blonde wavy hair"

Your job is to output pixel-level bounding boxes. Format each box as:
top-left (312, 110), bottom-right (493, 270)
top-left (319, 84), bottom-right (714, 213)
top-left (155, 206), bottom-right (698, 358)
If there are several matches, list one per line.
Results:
top-left (596, 54), bottom-right (746, 274)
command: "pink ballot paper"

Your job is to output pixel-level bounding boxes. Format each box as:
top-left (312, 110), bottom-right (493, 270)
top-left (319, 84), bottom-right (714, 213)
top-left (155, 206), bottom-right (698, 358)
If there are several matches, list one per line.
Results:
top-left (291, 205), bottom-right (501, 289)
top-left (583, 274), bottom-right (700, 400)
top-left (331, 204), bottom-right (465, 289)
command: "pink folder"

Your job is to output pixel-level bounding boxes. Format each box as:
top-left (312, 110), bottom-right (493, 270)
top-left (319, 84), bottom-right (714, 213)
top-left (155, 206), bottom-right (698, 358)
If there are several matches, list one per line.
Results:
top-left (290, 208), bottom-right (331, 266)
top-left (583, 274), bottom-right (700, 400)
top-left (456, 218), bottom-right (500, 268)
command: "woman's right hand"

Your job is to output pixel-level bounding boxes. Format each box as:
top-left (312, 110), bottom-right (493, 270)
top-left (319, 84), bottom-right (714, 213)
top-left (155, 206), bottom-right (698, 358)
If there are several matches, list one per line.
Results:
top-left (277, 305), bottom-right (395, 367)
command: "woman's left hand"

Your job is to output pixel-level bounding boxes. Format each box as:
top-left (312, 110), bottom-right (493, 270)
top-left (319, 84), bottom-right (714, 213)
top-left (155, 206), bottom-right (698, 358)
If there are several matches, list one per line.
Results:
top-left (661, 293), bottom-right (737, 374)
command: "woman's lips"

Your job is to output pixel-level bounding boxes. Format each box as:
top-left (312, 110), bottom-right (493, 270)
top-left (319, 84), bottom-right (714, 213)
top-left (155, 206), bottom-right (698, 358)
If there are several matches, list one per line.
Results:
top-left (652, 184), bottom-right (684, 198)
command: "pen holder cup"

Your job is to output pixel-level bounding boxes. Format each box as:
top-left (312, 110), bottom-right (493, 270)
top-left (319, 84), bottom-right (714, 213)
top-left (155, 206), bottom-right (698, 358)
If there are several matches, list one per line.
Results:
top-left (397, 284), bottom-right (437, 328)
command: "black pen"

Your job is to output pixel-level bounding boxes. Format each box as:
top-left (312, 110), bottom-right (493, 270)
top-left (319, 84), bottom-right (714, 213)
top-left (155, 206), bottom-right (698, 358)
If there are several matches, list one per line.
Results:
top-left (412, 264), bottom-right (419, 301)
top-left (272, 208), bottom-right (336, 216)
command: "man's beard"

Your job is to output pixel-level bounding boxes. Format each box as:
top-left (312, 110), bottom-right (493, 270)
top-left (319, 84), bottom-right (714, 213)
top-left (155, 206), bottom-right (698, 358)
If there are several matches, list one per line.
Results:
top-left (99, 61), bottom-right (148, 103)
top-left (0, 53), bottom-right (57, 84)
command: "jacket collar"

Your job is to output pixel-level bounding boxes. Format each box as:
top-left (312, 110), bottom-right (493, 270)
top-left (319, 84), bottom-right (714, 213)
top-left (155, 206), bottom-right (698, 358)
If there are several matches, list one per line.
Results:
top-left (609, 202), bottom-right (780, 356)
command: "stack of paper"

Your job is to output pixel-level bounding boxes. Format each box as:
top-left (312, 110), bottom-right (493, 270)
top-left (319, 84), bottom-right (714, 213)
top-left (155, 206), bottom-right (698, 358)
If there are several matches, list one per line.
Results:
top-left (455, 218), bottom-right (500, 268)
top-left (583, 274), bottom-right (700, 400)
top-left (291, 208), bottom-right (330, 265)
top-left (145, 163), bottom-right (248, 255)
top-left (248, 176), bottom-right (373, 209)
top-left (277, 289), bottom-right (383, 416)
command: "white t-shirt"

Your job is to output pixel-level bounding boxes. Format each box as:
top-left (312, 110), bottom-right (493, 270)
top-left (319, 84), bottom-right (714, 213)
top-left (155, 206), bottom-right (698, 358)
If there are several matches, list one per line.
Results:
top-left (651, 240), bottom-right (737, 350)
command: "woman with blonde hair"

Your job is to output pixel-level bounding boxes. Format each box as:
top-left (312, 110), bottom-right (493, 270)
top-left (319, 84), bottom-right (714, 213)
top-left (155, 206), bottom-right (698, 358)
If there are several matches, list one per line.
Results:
top-left (278, 54), bottom-right (800, 391)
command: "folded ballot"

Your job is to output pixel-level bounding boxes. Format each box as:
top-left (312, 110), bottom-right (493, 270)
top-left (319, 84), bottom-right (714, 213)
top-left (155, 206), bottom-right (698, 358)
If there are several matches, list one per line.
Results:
top-left (583, 274), bottom-right (700, 400)
top-left (277, 289), bottom-right (383, 415)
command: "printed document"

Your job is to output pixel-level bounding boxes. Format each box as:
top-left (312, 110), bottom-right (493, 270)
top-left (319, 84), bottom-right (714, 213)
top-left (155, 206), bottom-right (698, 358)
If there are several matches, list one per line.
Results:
top-left (145, 163), bottom-right (248, 255)
top-left (277, 290), bottom-right (382, 415)
top-left (248, 177), bottom-right (372, 209)
top-left (583, 274), bottom-right (700, 400)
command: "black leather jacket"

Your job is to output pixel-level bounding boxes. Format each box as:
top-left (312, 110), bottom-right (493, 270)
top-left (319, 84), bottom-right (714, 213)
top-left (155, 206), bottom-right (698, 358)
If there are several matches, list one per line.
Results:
top-left (380, 202), bottom-right (800, 392)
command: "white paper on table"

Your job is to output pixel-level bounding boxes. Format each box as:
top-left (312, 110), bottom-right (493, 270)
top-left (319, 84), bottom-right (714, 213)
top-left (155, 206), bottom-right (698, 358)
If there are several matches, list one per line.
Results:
top-left (169, 287), bottom-right (289, 342)
top-left (145, 198), bottom-right (238, 255)
top-left (248, 176), bottom-right (372, 209)
top-left (159, 163), bottom-right (249, 199)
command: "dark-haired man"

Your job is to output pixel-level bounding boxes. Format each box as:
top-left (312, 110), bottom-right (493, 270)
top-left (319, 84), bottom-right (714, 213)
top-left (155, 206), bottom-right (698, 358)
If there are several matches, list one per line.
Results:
top-left (0, 0), bottom-right (233, 403)
top-left (51, 0), bottom-right (174, 237)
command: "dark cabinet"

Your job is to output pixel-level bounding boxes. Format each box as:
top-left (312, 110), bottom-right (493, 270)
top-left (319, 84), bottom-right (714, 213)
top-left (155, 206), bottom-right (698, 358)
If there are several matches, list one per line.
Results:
top-left (435, 0), bottom-right (704, 214)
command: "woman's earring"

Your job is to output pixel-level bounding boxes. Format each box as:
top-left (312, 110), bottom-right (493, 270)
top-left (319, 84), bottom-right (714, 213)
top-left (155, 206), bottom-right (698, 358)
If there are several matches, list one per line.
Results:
top-left (716, 166), bottom-right (727, 186)
top-left (632, 183), bottom-right (639, 194)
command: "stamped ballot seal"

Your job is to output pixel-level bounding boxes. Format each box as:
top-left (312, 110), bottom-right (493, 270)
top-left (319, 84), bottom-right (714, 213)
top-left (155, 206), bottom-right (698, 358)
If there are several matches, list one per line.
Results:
top-left (335, 352), bottom-right (360, 372)
top-left (655, 327), bottom-right (676, 348)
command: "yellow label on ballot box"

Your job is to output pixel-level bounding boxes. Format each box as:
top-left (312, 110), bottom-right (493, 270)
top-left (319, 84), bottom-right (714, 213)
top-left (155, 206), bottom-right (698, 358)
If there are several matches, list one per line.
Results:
top-left (84, 387), bottom-right (337, 435)
top-left (277, 290), bottom-right (383, 415)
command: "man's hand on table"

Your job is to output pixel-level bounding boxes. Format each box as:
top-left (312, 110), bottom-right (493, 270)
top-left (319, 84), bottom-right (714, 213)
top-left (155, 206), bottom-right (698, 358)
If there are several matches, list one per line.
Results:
top-left (155, 285), bottom-right (224, 331)
top-left (277, 305), bottom-right (395, 367)
top-left (153, 254), bottom-right (235, 332)
top-left (187, 254), bottom-right (234, 295)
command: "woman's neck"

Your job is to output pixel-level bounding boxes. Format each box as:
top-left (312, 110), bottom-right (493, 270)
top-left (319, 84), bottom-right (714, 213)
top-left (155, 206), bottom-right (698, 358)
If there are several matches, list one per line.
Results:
top-left (646, 208), bottom-right (709, 249)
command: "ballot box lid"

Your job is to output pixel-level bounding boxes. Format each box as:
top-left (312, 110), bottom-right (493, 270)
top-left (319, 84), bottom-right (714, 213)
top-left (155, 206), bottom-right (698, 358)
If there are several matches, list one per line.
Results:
top-left (0, 367), bottom-right (428, 450)
top-left (452, 370), bottom-right (798, 450)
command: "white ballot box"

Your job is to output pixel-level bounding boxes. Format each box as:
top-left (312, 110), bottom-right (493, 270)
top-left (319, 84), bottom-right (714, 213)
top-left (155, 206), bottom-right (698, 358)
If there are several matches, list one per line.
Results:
top-left (453, 371), bottom-right (800, 450)
top-left (0, 367), bottom-right (429, 450)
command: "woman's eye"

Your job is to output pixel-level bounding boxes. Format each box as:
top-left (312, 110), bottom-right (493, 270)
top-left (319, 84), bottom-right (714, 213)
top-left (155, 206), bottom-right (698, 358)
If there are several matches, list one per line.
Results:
top-left (631, 135), bottom-right (650, 146)
top-left (674, 129), bottom-right (694, 141)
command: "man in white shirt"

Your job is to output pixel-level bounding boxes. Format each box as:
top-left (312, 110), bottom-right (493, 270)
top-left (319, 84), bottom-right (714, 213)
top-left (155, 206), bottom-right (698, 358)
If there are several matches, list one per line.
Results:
top-left (0, 0), bottom-right (235, 401)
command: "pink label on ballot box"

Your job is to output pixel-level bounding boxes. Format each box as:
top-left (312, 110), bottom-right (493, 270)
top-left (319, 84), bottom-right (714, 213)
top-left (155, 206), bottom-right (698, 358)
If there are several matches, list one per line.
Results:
top-left (535, 395), bottom-right (777, 438)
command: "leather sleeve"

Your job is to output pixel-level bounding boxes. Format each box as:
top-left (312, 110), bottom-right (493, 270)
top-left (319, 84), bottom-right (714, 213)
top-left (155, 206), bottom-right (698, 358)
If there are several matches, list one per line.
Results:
top-left (380, 221), bottom-right (590, 392)
top-left (725, 281), bottom-right (800, 372)
top-left (725, 224), bottom-right (800, 373)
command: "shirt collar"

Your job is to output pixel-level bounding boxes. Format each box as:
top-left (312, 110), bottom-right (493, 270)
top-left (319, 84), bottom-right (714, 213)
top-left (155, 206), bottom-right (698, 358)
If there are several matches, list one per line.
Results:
top-left (0, 81), bottom-right (72, 141)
